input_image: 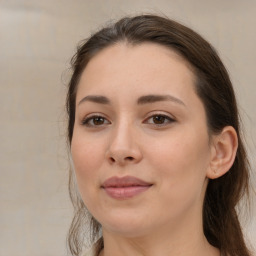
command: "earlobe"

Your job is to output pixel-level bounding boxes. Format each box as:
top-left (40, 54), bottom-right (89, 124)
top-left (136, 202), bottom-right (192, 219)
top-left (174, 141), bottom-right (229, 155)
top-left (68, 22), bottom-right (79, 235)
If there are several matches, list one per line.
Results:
top-left (207, 126), bottom-right (238, 179)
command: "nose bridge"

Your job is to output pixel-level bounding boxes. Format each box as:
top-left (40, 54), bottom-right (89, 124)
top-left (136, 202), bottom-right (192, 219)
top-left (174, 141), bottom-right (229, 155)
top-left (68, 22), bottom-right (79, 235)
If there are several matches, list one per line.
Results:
top-left (107, 116), bottom-right (142, 164)
top-left (111, 117), bottom-right (134, 151)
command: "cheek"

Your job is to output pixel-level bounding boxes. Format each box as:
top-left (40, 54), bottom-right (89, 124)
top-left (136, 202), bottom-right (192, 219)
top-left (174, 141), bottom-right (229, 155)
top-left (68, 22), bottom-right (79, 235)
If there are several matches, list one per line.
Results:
top-left (71, 134), bottom-right (105, 188)
top-left (70, 135), bottom-right (107, 212)
top-left (148, 134), bottom-right (208, 170)
top-left (147, 130), bottom-right (210, 199)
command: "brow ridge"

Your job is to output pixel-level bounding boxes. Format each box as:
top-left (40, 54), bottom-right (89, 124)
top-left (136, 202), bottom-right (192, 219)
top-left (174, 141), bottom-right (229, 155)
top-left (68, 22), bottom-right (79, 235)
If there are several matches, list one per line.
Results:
top-left (78, 95), bottom-right (110, 105)
top-left (137, 94), bottom-right (186, 106)
top-left (78, 94), bottom-right (185, 107)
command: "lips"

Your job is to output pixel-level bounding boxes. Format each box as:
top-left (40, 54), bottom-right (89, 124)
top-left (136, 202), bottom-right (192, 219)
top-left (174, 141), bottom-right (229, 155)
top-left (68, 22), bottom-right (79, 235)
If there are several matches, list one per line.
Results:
top-left (101, 176), bottom-right (152, 199)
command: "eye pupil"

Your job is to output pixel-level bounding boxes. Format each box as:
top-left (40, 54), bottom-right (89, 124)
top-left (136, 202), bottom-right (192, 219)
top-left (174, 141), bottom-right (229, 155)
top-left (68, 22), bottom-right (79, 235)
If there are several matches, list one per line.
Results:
top-left (153, 115), bottom-right (165, 124)
top-left (93, 117), bottom-right (104, 125)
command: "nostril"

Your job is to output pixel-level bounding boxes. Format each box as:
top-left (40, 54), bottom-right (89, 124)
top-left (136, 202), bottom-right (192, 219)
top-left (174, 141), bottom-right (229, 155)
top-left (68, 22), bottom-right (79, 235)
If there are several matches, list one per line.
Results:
top-left (110, 157), bottom-right (115, 163)
top-left (125, 156), bottom-right (134, 161)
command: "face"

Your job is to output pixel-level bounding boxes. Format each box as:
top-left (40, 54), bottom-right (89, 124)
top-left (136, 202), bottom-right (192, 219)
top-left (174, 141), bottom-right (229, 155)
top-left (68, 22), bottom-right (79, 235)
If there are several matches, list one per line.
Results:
top-left (71, 43), bottom-right (213, 238)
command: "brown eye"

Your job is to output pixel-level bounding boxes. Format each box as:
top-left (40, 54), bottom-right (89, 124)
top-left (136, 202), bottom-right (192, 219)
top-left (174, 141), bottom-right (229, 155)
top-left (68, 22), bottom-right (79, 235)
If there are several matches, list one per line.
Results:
top-left (82, 115), bottom-right (110, 127)
top-left (93, 116), bottom-right (105, 125)
top-left (152, 115), bottom-right (166, 124)
top-left (145, 114), bottom-right (175, 126)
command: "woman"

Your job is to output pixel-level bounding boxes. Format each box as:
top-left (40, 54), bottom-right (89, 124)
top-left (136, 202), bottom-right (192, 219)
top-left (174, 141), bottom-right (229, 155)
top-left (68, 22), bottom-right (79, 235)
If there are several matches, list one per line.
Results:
top-left (66, 15), bottom-right (252, 256)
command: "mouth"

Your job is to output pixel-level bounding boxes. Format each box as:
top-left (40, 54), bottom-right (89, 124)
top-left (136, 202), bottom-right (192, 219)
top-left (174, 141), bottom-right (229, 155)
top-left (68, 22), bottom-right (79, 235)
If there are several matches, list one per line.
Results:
top-left (101, 176), bottom-right (153, 200)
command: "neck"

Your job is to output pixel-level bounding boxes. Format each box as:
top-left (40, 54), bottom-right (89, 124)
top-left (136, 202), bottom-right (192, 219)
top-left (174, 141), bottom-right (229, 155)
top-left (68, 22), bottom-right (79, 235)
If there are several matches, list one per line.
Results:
top-left (100, 217), bottom-right (219, 256)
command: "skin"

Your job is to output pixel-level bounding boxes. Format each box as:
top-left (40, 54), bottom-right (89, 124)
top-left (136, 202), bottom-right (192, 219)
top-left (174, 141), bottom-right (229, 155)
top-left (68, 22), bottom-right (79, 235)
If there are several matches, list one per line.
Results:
top-left (71, 43), bottom-right (238, 256)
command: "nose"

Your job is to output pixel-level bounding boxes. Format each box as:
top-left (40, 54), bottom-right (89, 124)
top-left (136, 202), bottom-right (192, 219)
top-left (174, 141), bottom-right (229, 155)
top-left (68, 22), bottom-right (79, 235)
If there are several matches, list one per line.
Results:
top-left (106, 121), bottom-right (143, 166)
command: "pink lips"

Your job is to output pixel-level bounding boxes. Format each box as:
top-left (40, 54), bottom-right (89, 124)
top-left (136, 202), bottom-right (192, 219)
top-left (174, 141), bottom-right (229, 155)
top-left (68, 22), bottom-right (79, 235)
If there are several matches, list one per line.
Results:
top-left (101, 176), bottom-right (152, 199)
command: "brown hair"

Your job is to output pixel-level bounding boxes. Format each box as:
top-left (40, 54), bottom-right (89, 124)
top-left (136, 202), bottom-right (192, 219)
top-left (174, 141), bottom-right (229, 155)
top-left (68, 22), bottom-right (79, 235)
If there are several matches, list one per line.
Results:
top-left (66, 14), bottom-right (252, 256)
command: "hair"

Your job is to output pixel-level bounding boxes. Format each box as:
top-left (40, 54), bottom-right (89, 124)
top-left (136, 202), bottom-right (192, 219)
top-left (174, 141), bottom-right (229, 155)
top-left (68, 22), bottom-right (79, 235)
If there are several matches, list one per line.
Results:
top-left (66, 14), bottom-right (252, 256)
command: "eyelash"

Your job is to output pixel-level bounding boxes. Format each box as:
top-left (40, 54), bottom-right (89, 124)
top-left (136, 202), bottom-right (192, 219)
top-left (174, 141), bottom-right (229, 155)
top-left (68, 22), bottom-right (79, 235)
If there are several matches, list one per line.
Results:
top-left (81, 115), bottom-right (111, 127)
top-left (144, 114), bottom-right (175, 126)
top-left (81, 113), bottom-right (175, 128)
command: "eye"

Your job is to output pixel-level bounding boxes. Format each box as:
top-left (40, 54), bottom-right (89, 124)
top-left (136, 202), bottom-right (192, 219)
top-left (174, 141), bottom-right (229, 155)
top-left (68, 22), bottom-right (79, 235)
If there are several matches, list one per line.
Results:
top-left (81, 115), bottom-right (110, 127)
top-left (145, 114), bottom-right (175, 126)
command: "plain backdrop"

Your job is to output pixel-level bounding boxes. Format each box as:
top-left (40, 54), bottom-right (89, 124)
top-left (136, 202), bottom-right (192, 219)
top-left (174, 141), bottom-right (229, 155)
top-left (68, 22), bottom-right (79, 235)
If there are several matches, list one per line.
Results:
top-left (0, 1), bottom-right (255, 255)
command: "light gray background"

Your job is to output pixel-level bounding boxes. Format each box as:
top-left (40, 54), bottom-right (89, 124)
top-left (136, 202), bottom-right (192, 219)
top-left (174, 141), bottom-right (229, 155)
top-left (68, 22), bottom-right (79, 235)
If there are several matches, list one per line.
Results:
top-left (0, 1), bottom-right (255, 256)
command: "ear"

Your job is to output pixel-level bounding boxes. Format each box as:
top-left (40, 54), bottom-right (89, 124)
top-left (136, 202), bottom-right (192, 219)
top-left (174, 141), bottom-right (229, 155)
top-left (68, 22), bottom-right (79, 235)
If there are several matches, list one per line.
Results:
top-left (207, 126), bottom-right (238, 179)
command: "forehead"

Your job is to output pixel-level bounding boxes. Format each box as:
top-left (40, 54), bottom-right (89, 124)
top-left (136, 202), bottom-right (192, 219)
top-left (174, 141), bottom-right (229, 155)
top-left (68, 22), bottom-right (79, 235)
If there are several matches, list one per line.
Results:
top-left (76, 42), bottom-right (197, 104)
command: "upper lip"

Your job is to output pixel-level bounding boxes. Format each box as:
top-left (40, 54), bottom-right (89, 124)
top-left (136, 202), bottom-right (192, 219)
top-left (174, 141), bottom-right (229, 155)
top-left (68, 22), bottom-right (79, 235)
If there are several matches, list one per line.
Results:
top-left (102, 176), bottom-right (152, 188)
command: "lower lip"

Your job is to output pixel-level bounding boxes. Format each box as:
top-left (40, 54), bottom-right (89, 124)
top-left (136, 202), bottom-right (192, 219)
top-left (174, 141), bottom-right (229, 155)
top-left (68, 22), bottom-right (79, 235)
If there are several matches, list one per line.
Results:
top-left (103, 186), bottom-right (151, 199)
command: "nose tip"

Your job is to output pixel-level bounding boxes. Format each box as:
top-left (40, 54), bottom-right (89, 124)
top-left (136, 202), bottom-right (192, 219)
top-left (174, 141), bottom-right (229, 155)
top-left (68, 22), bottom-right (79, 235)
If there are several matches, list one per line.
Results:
top-left (108, 155), bottom-right (137, 165)
top-left (106, 129), bottom-right (142, 166)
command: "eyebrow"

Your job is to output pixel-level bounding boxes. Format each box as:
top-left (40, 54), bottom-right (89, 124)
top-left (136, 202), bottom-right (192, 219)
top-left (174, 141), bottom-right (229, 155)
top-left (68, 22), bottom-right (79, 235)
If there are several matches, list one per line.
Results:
top-left (137, 94), bottom-right (186, 106)
top-left (78, 95), bottom-right (110, 105)
top-left (78, 94), bottom-right (186, 107)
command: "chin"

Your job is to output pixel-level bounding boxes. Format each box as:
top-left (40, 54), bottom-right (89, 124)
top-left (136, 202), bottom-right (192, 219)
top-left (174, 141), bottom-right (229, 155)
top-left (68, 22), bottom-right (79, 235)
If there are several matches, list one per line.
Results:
top-left (97, 210), bottom-right (154, 237)
top-left (103, 223), bottom-right (150, 238)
